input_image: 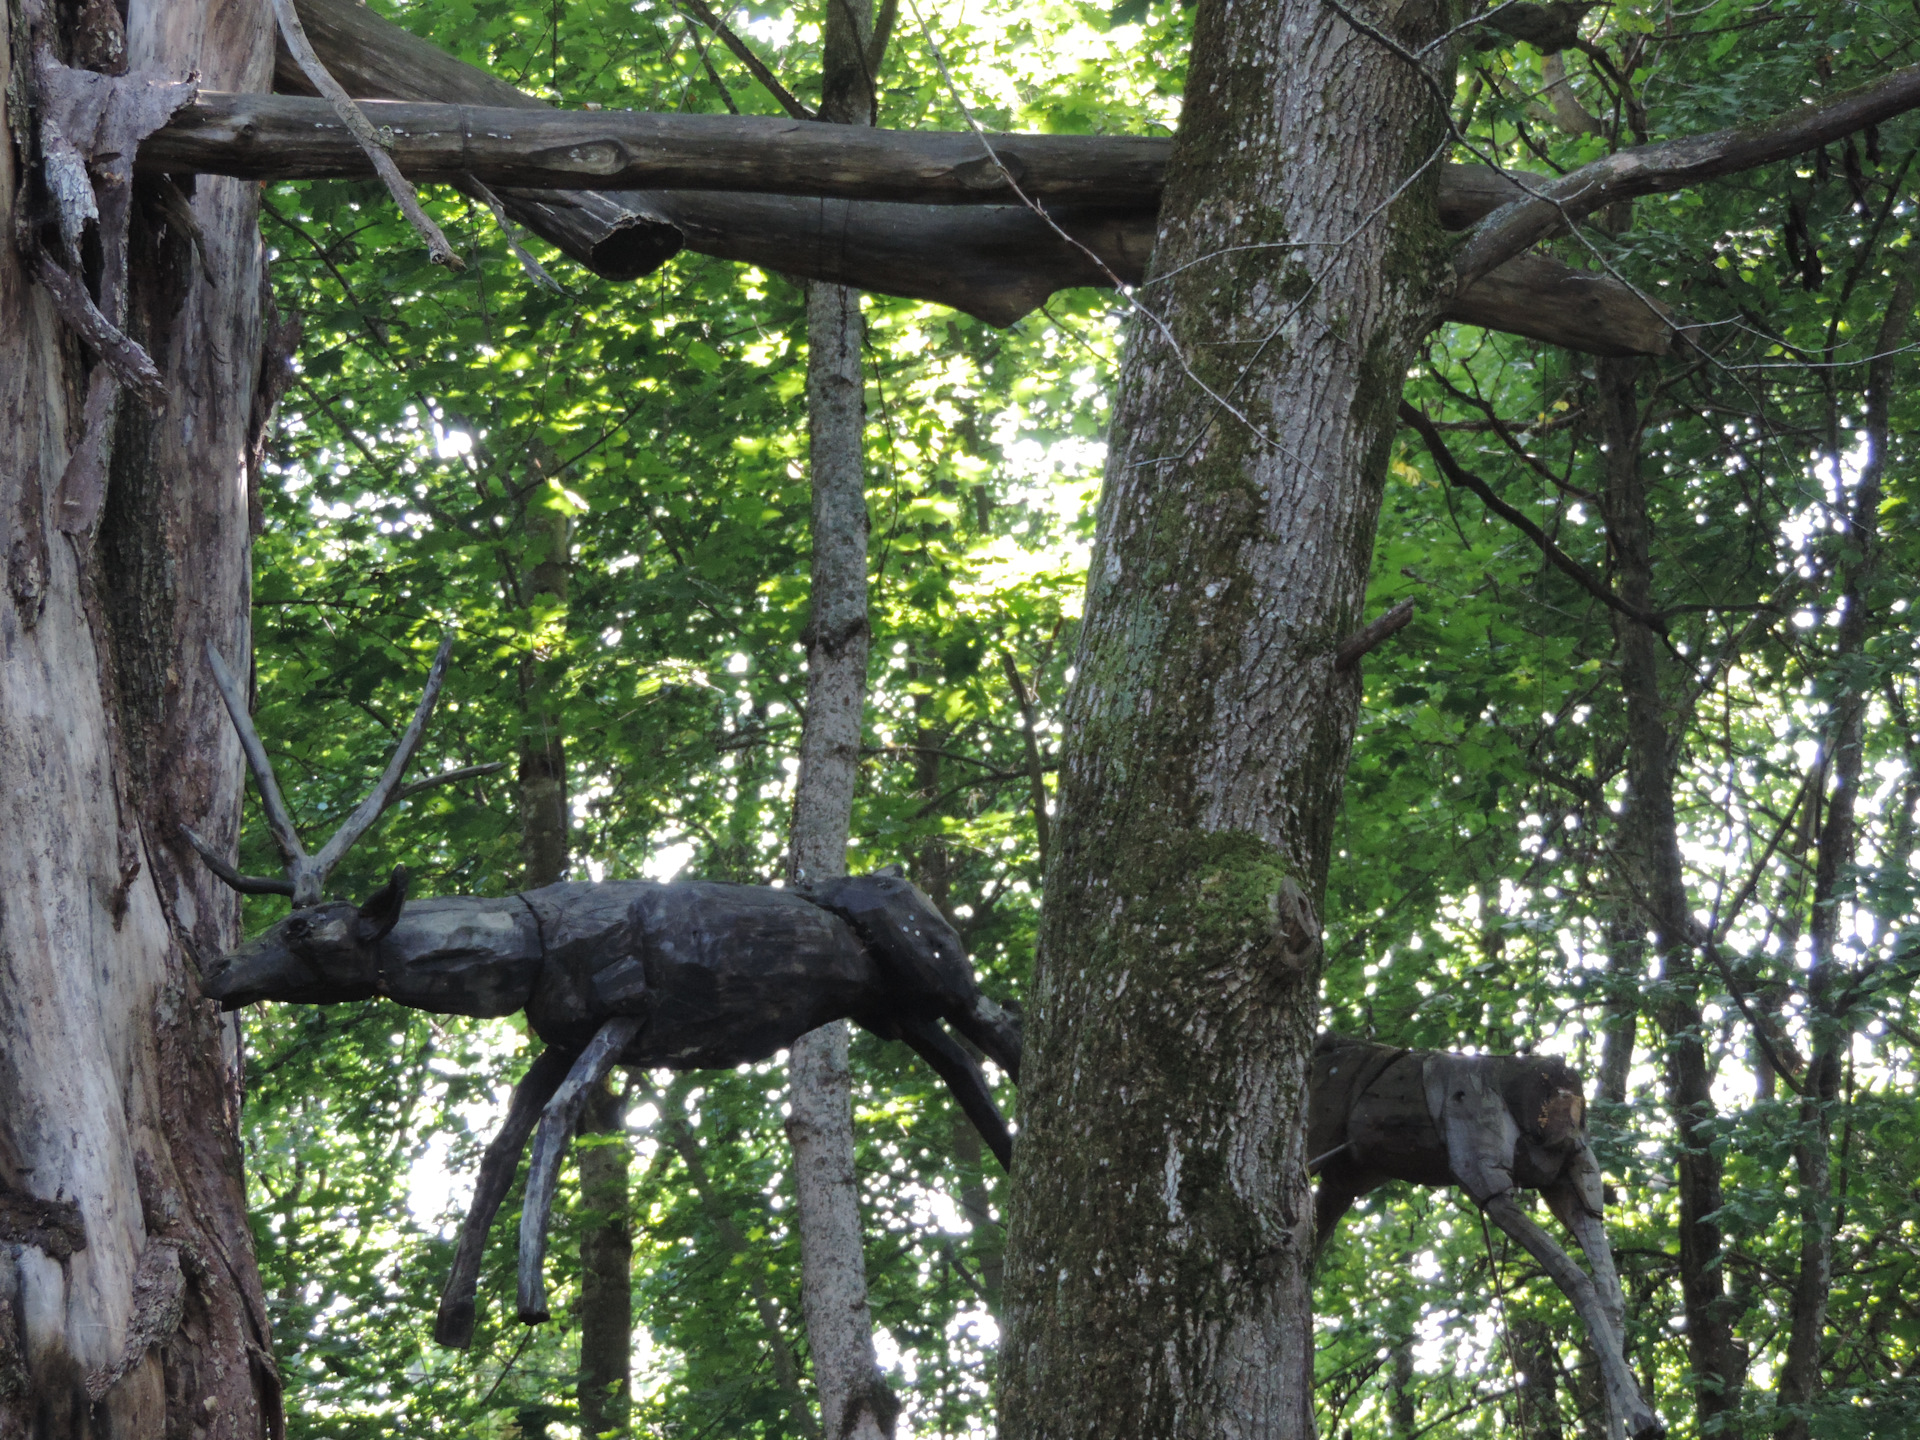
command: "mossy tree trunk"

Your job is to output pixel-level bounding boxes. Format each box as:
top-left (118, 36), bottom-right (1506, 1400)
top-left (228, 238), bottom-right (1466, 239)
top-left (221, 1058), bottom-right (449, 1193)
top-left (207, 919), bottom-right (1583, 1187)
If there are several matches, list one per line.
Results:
top-left (997, 1), bottom-right (1459, 1435)
top-left (0, 0), bottom-right (279, 1434)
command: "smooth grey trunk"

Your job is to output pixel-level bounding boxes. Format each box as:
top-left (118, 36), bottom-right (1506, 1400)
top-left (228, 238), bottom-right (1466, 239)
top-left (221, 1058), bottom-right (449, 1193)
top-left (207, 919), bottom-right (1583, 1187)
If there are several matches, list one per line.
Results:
top-left (1598, 357), bottom-right (1744, 1430)
top-left (0, 0), bottom-right (279, 1433)
top-left (781, 1), bottom-right (895, 1435)
top-left (997, 1), bottom-right (1459, 1435)
top-left (1771, 261), bottom-right (1912, 1440)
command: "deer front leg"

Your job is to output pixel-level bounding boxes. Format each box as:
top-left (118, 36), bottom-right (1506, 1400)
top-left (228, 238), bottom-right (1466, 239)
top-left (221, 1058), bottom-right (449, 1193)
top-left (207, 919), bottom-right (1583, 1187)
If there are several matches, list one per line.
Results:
top-left (435, 1044), bottom-right (578, 1347)
top-left (516, 1016), bottom-right (643, 1324)
top-left (1482, 1193), bottom-right (1664, 1440)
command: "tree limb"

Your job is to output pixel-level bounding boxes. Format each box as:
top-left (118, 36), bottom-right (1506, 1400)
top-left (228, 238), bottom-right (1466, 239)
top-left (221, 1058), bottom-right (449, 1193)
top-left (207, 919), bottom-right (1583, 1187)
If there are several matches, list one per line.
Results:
top-left (1458, 62), bottom-right (1920, 285)
top-left (266, 0), bottom-right (461, 266)
top-left (1398, 400), bottom-right (1666, 632)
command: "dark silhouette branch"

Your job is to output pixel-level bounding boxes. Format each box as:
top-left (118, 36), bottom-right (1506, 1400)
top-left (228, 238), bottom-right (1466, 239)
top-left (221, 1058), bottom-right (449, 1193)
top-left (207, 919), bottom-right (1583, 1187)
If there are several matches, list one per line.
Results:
top-left (1398, 400), bottom-right (1666, 633)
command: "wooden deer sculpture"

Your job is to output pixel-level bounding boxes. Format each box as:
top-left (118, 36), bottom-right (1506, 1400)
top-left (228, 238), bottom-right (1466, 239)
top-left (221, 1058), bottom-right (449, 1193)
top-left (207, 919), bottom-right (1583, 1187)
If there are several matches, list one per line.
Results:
top-left (1309, 1034), bottom-right (1662, 1440)
top-left (183, 637), bottom-right (1022, 1347)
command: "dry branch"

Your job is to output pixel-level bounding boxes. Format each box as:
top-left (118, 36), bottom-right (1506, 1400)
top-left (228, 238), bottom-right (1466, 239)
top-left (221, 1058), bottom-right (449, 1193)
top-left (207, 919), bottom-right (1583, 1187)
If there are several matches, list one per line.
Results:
top-left (267, 0), bottom-right (461, 266)
top-left (144, 92), bottom-right (1670, 351)
top-left (146, 93), bottom-right (1171, 206)
top-left (1459, 61), bottom-right (1920, 285)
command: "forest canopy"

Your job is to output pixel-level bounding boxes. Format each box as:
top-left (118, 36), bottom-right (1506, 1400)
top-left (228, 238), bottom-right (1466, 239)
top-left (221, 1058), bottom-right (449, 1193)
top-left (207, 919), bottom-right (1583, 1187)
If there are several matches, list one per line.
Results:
top-left (226, 0), bottom-right (1920, 1436)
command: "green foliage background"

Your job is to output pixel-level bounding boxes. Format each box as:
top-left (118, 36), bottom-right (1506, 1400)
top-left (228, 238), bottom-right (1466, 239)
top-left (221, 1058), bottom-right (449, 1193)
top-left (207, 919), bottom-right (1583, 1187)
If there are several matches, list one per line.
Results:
top-left (232, 0), bottom-right (1920, 1436)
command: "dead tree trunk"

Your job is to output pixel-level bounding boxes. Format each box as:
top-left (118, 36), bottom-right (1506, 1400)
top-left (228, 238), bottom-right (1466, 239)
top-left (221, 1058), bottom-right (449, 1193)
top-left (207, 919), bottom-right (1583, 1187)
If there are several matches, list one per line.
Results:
top-left (997, 1), bottom-right (1461, 1435)
top-left (0, 0), bottom-right (279, 1434)
top-left (780, 2), bottom-right (897, 1437)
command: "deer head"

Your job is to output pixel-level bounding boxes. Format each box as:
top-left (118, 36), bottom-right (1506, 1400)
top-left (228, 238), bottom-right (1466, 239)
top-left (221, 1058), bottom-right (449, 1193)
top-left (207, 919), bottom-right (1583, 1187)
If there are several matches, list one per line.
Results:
top-left (199, 866), bottom-right (411, 1008)
top-left (182, 634), bottom-right (502, 1002)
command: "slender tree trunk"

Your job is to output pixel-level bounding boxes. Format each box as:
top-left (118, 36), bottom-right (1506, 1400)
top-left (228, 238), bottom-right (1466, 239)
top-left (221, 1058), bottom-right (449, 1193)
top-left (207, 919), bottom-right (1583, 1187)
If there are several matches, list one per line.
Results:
top-left (1772, 260), bottom-right (1912, 1440)
top-left (518, 498), bottom-right (572, 890)
top-left (1511, 1315), bottom-right (1565, 1440)
top-left (659, 1102), bottom-right (818, 1435)
top-left (782, 3), bottom-right (897, 1435)
top-left (0, 0), bottom-right (279, 1434)
top-left (1597, 357), bottom-right (1744, 1432)
top-left (998, 2), bottom-right (1459, 1435)
top-left (508, 502), bottom-right (632, 1437)
top-left (576, 1081), bottom-right (632, 1439)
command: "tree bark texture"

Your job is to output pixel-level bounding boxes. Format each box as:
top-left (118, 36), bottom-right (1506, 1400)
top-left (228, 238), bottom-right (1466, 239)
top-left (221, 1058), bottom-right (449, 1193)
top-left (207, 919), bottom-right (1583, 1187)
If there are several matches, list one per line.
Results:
top-left (1, 0), bottom-right (278, 1434)
top-left (576, 1083), bottom-right (632, 1439)
top-left (1598, 357), bottom-right (1744, 1431)
top-left (250, 0), bottom-right (1669, 352)
top-left (997, 2), bottom-right (1460, 1437)
top-left (518, 499), bottom-right (572, 893)
top-left (781, 3), bottom-right (894, 1435)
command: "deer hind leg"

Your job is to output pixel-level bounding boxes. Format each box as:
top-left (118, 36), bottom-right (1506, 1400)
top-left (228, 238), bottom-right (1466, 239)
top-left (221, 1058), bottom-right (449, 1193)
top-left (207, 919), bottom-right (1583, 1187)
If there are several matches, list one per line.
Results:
top-left (895, 1015), bottom-right (1013, 1170)
top-left (434, 1043), bottom-right (576, 1348)
top-left (1543, 1141), bottom-right (1628, 1350)
top-left (1483, 1193), bottom-right (1663, 1440)
top-left (1310, 1153), bottom-right (1364, 1271)
top-left (516, 1016), bottom-right (644, 1324)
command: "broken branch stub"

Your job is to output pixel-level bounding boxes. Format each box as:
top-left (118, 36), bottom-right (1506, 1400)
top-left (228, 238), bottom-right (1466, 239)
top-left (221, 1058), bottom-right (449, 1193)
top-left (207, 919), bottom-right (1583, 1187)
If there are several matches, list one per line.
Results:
top-left (190, 634), bottom-right (464, 906)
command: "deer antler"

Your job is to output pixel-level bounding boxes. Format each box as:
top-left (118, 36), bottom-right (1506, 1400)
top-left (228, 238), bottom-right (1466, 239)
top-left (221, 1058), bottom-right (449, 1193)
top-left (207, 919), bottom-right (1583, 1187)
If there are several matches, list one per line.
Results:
top-left (183, 634), bottom-right (500, 906)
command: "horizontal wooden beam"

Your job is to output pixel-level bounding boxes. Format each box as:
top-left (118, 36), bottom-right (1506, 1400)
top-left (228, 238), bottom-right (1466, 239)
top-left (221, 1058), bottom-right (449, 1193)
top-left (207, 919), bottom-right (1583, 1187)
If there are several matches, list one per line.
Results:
top-left (247, 0), bottom-right (1671, 352)
top-left (148, 92), bottom-right (1539, 220)
top-left (147, 94), bottom-right (1172, 206)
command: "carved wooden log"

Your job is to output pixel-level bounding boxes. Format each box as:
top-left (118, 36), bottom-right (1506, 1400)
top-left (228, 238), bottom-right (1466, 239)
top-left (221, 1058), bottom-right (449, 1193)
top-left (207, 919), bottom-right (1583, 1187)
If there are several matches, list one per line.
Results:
top-left (145, 93), bottom-right (1173, 206)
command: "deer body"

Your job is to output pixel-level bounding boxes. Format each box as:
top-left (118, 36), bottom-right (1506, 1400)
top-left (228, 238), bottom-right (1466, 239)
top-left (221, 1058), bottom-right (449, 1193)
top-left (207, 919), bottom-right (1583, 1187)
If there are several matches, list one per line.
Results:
top-left (1309, 1034), bottom-right (1662, 1440)
top-left (189, 636), bottom-right (1024, 1347)
top-left (205, 874), bottom-right (1017, 1074)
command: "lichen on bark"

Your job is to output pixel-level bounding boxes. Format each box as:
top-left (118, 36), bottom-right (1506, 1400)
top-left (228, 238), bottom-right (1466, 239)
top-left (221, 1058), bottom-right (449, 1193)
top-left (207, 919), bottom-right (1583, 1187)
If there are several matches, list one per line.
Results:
top-left (998, 1), bottom-right (1463, 1436)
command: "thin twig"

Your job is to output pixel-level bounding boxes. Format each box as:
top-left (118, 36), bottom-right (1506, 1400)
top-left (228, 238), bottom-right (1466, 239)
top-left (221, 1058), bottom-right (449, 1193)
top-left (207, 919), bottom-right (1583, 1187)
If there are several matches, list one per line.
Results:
top-left (675, 0), bottom-right (817, 120)
top-left (1398, 401), bottom-right (1666, 634)
top-left (467, 180), bottom-right (564, 293)
top-left (269, 0), bottom-right (462, 267)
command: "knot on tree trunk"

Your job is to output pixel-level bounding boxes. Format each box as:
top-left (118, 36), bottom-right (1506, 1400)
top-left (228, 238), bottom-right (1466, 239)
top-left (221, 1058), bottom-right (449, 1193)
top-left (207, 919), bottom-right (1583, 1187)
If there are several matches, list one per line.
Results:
top-left (803, 614), bottom-right (872, 660)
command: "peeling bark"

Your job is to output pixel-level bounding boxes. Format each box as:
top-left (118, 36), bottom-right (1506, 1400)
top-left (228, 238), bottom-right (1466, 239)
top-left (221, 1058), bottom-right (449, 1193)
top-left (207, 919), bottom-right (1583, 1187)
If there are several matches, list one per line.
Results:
top-left (0, 0), bottom-right (279, 1434)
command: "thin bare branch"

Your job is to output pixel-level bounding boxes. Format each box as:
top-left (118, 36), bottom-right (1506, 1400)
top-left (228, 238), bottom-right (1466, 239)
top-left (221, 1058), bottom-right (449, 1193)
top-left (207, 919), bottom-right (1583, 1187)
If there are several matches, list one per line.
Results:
top-left (310, 634), bottom-right (457, 876)
top-left (177, 824), bottom-right (297, 897)
top-left (1398, 401), bottom-right (1666, 633)
top-left (205, 640), bottom-right (311, 873)
top-left (267, 0), bottom-right (462, 267)
top-left (674, 0), bottom-right (817, 121)
top-left (392, 761), bottom-right (507, 804)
